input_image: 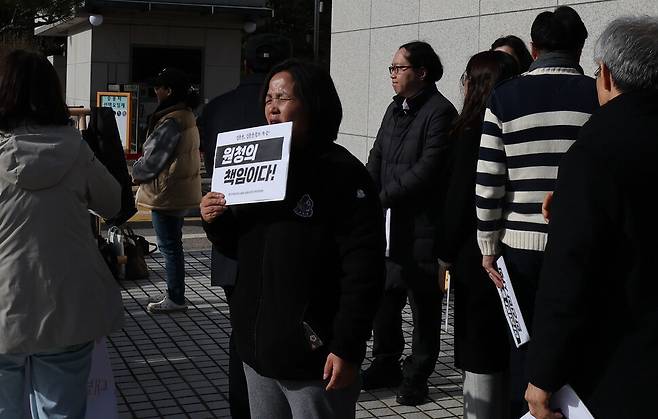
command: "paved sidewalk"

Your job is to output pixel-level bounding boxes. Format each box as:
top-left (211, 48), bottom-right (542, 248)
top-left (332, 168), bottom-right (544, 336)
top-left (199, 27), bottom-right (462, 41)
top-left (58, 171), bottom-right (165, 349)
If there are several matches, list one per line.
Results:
top-left (108, 251), bottom-right (464, 418)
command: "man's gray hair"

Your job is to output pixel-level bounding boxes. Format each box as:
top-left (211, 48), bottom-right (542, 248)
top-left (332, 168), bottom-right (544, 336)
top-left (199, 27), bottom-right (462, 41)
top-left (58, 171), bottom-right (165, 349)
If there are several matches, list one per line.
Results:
top-left (594, 16), bottom-right (658, 92)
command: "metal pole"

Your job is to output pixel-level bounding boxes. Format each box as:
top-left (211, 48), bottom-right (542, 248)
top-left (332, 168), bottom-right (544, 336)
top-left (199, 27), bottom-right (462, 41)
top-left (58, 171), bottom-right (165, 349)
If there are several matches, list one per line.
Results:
top-left (313, 0), bottom-right (320, 62)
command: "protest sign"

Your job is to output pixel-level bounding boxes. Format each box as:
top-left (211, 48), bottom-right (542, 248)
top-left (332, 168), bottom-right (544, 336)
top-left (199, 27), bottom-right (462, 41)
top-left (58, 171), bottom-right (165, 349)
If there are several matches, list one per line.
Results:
top-left (496, 256), bottom-right (531, 348)
top-left (211, 122), bottom-right (292, 205)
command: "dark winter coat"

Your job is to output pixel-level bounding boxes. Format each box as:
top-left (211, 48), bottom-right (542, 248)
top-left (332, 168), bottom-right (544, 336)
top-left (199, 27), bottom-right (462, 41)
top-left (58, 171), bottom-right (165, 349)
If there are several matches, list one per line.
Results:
top-left (203, 143), bottom-right (385, 380)
top-left (197, 73), bottom-right (267, 175)
top-left (528, 90), bottom-right (658, 418)
top-left (367, 84), bottom-right (457, 276)
top-left (436, 122), bottom-right (509, 373)
top-left (197, 74), bottom-right (267, 288)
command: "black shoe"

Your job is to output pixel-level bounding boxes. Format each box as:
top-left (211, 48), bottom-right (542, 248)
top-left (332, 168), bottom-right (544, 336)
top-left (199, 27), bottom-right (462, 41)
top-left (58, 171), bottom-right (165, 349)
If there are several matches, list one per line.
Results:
top-left (361, 360), bottom-right (402, 390)
top-left (395, 378), bottom-right (429, 406)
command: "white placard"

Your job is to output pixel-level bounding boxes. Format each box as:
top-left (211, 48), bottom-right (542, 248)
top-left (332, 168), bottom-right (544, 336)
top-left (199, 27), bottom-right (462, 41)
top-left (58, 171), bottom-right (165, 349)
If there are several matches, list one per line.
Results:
top-left (385, 208), bottom-right (391, 257)
top-left (496, 256), bottom-right (530, 347)
top-left (211, 122), bottom-right (292, 205)
top-left (521, 384), bottom-right (594, 419)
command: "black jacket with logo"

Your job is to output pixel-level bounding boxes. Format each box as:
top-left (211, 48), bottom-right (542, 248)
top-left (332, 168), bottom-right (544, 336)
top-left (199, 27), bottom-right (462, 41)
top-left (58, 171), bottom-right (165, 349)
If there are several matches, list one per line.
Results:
top-left (203, 142), bottom-right (385, 379)
top-left (367, 84), bottom-right (457, 275)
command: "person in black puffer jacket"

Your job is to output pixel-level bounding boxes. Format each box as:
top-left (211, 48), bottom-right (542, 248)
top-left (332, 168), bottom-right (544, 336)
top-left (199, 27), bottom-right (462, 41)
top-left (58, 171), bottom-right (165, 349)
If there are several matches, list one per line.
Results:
top-left (362, 40), bottom-right (457, 406)
top-left (201, 60), bottom-right (385, 419)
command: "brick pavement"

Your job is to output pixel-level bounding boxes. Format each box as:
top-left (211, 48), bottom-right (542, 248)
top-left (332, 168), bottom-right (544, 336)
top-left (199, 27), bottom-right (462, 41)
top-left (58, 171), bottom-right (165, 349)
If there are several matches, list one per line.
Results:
top-left (108, 250), bottom-right (464, 418)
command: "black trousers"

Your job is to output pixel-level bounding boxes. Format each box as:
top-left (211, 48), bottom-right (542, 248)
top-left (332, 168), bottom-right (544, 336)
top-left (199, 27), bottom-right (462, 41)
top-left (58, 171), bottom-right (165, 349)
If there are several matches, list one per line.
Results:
top-left (501, 245), bottom-right (544, 419)
top-left (223, 286), bottom-right (251, 419)
top-left (371, 263), bottom-right (443, 381)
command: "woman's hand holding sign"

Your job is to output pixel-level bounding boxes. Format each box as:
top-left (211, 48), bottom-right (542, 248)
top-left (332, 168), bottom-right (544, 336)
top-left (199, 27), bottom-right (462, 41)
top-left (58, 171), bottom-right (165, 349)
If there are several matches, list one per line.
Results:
top-left (200, 192), bottom-right (228, 223)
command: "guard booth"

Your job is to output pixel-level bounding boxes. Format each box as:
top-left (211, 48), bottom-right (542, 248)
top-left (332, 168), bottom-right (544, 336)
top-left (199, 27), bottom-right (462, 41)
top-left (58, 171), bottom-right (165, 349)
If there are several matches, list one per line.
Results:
top-left (36, 0), bottom-right (272, 156)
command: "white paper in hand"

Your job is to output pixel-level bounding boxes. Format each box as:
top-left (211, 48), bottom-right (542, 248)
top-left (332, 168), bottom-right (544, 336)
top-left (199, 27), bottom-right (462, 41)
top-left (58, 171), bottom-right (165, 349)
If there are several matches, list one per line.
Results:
top-left (385, 209), bottom-right (391, 257)
top-left (520, 384), bottom-right (594, 419)
top-left (211, 122), bottom-right (292, 205)
top-left (496, 256), bottom-right (530, 348)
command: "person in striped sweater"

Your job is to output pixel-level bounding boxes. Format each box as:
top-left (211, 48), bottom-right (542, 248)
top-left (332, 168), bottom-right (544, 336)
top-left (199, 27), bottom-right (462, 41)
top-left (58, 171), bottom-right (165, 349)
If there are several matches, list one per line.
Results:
top-left (475, 6), bottom-right (599, 416)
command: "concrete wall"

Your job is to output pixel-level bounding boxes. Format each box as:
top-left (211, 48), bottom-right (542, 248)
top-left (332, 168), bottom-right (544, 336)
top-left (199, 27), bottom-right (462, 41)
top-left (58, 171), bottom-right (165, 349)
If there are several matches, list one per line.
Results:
top-left (89, 18), bottom-right (243, 104)
top-left (48, 55), bottom-right (67, 95)
top-left (330, 0), bottom-right (658, 163)
top-left (64, 13), bottom-right (244, 108)
top-left (66, 29), bottom-right (93, 108)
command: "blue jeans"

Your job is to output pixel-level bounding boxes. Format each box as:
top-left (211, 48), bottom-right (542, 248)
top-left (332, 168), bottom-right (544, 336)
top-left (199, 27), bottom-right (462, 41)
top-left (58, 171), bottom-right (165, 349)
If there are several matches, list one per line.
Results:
top-left (151, 210), bottom-right (186, 305)
top-left (0, 342), bottom-right (94, 419)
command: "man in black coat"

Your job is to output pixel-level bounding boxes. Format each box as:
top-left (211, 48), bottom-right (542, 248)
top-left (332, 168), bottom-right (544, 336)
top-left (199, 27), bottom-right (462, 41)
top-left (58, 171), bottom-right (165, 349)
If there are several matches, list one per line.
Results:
top-left (364, 41), bottom-right (456, 406)
top-left (525, 16), bottom-right (658, 419)
top-left (196, 33), bottom-right (291, 419)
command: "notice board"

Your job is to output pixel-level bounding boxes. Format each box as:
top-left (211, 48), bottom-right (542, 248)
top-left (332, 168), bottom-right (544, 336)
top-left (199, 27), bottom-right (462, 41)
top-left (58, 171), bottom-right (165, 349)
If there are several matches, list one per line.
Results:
top-left (97, 92), bottom-right (132, 151)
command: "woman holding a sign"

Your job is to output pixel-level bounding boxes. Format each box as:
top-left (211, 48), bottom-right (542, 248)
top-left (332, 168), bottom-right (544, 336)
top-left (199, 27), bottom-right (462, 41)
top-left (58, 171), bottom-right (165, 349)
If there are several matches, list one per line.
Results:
top-left (132, 68), bottom-right (202, 314)
top-left (201, 60), bottom-right (385, 418)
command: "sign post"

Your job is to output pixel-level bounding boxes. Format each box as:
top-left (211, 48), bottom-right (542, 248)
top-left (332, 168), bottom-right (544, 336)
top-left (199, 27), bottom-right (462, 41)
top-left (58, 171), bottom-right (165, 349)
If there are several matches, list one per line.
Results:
top-left (97, 92), bottom-right (132, 152)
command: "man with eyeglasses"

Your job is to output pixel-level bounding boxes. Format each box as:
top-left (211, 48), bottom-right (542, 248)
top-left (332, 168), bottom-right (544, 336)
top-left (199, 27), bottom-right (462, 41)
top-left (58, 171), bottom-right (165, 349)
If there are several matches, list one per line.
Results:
top-left (525, 16), bottom-right (658, 419)
top-left (364, 40), bottom-right (457, 406)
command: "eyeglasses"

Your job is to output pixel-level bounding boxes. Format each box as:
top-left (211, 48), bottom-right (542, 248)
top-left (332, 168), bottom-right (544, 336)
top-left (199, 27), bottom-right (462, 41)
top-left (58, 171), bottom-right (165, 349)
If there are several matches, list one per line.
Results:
top-left (265, 95), bottom-right (296, 105)
top-left (460, 71), bottom-right (470, 86)
top-left (594, 65), bottom-right (602, 78)
top-left (388, 65), bottom-right (414, 75)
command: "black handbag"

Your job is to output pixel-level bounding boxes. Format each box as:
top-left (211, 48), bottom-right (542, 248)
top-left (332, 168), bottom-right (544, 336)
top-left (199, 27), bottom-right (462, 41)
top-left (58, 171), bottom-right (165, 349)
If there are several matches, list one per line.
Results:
top-left (106, 225), bottom-right (157, 280)
top-left (123, 226), bottom-right (157, 280)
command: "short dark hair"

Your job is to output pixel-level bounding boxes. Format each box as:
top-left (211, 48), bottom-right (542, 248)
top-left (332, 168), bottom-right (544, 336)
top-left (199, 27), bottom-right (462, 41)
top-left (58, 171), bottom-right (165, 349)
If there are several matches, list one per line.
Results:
top-left (0, 49), bottom-right (70, 130)
top-left (399, 41), bottom-right (444, 82)
top-left (531, 6), bottom-right (588, 54)
top-left (262, 59), bottom-right (342, 144)
top-left (491, 35), bottom-right (533, 72)
top-left (151, 67), bottom-right (200, 109)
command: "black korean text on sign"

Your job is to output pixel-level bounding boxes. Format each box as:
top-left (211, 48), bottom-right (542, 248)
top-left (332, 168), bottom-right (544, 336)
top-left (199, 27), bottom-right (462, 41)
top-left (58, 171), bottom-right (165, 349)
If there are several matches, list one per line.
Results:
top-left (215, 137), bottom-right (284, 168)
top-left (223, 164), bottom-right (277, 186)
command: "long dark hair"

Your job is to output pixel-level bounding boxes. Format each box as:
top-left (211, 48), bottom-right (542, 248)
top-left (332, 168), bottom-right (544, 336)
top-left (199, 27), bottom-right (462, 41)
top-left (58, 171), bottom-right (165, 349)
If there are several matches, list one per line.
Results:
top-left (0, 49), bottom-right (70, 130)
top-left (452, 51), bottom-right (520, 137)
top-left (262, 59), bottom-right (342, 144)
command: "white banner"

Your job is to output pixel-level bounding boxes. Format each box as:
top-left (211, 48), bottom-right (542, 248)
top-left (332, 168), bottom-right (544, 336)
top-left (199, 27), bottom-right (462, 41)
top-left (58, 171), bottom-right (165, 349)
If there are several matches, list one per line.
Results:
top-left (211, 122), bottom-right (292, 205)
top-left (496, 256), bottom-right (530, 348)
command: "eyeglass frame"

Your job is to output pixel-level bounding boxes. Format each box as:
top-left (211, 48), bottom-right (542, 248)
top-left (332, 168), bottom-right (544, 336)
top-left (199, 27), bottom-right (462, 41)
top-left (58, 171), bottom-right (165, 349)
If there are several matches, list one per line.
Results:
top-left (594, 65), bottom-right (602, 78)
top-left (388, 65), bottom-right (415, 75)
top-left (460, 71), bottom-right (470, 86)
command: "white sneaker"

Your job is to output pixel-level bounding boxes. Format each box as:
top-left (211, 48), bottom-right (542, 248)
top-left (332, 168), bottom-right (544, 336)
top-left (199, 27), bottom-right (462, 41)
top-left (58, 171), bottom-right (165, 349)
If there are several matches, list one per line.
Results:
top-left (146, 296), bottom-right (188, 314)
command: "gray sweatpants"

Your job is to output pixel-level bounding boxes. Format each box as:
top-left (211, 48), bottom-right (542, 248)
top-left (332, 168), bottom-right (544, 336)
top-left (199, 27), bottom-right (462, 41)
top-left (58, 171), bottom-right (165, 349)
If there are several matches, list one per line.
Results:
top-left (243, 363), bottom-right (361, 419)
top-left (462, 370), bottom-right (509, 419)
